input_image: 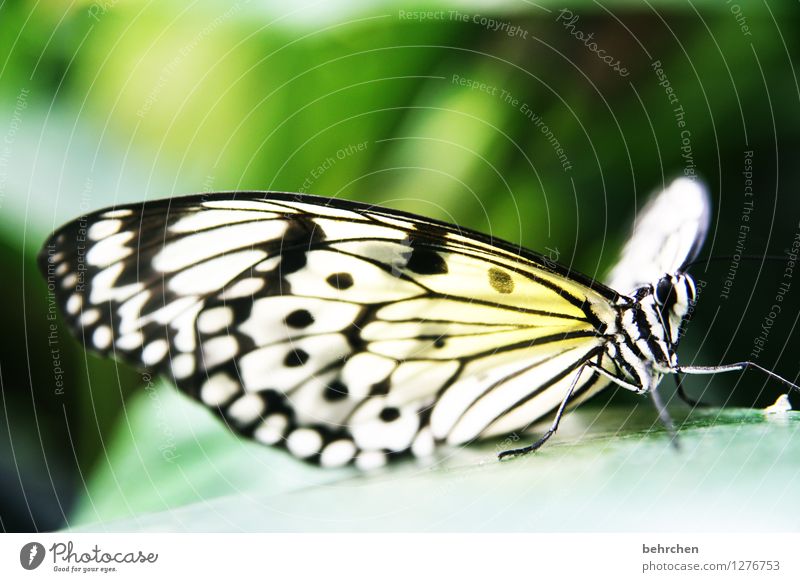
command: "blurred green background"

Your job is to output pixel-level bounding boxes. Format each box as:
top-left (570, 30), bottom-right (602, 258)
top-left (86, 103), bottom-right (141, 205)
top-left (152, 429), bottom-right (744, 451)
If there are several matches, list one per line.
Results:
top-left (1, 0), bottom-right (799, 532)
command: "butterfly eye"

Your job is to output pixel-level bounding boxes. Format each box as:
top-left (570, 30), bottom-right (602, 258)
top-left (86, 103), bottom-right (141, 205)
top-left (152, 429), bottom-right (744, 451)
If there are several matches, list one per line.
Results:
top-left (655, 276), bottom-right (674, 306)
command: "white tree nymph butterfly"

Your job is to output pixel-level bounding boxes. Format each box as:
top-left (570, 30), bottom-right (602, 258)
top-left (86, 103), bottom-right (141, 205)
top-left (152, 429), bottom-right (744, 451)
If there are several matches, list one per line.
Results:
top-left (39, 178), bottom-right (799, 469)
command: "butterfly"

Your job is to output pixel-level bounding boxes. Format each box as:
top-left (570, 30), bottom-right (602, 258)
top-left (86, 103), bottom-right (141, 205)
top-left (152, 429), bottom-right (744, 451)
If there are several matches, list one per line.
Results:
top-left (39, 177), bottom-right (798, 469)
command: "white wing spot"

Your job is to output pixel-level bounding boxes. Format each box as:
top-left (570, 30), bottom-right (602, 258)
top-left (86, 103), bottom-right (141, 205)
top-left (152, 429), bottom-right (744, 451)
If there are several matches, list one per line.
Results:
top-left (239, 335), bottom-right (351, 392)
top-left (86, 231), bottom-right (134, 267)
top-left (117, 290), bottom-right (150, 334)
top-left (88, 219), bottom-right (122, 241)
top-left (219, 277), bottom-right (265, 300)
top-left (411, 427), bottom-right (435, 458)
top-left (167, 250), bottom-right (266, 295)
top-left (350, 399), bottom-right (419, 452)
top-left (202, 200), bottom-right (278, 212)
top-left (116, 332), bottom-right (144, 351)
top-left (201, 336), bottom-right (239, 368)
top-left (93, 326), bottom-right (112, 349)
top-left (151, 296), bottom-right (198, 325)
top-left (141, 339), bottom-right (169, 365)
top-left (285, 249), bottom-right (422, 302)
top-left (170, 353), bottom-right (195, 379)
top-left (66, 294), bottom-right (82, 315)
top-left (153, 221), bottom-right (286, 272)
top-left (320, 439), bottom-right (357, 468)
top-left (287, 428), bottom-right (323, 458)
top-left (79, 309), bottom-right (100, 326)
top-left (254, 414), bottom-right (288, 445)
top-left (201, 373), bottom-right (239, 406)
top-left (101, 209), bottom-right (133, 218)
top-left (90, 263), bottom-right (144, 304)
top-left (169, 301), bottom-right (203, 353)
top-left (227, 393), bottom-right (265, 425)
top-left (356, 450), bottom-right (387, 471)
top-left (288, 202), bottom-right (365, 220)
top-left (62, 273), bottom-right (78, 289)
top-left (169, 209), bottom-right (278, 233)
top-left (197, 307), bottom-right (234, 334)
top-left (255, 256), bottom-right (282, 272)
top-left (340, 353), bottom-right (396, 399)
top-left (240, 296), bottom-right (360, 346)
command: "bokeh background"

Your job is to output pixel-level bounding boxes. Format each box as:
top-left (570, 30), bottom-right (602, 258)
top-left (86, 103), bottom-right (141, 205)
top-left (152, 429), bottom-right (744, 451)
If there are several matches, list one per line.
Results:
top-left (1, 0), bottom-right (799, 532)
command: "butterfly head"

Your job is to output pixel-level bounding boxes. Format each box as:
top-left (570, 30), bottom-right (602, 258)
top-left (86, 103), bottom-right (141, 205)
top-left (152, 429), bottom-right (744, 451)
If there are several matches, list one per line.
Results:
top-left (653, 273), bottom-right (696, 345)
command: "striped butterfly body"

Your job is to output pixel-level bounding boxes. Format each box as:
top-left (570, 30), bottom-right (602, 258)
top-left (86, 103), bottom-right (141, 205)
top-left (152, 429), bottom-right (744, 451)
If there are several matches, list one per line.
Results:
top-left (40, 178), bottom-right (790, 469)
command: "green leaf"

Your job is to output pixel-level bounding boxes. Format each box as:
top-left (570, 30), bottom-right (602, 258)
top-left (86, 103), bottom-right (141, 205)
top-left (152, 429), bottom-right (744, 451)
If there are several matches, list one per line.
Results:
top-left (69, 384), bottom-right (800, 531)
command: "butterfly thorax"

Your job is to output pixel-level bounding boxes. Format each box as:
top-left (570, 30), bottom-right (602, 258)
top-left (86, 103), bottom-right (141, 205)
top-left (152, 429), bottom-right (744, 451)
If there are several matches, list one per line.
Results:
top-left (603, 273), bottom-right (697, 393)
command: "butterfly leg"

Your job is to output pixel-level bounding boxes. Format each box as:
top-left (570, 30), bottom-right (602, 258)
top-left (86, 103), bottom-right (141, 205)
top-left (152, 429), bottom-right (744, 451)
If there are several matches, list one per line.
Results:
top-left (650, 383), bottom-right (680, 450)
top-left (673, 372), bottom-right (710, 408)
top-left (591, 363), bottom-right (681, 446)
top-left (497, 364), bottom-right (585, 460)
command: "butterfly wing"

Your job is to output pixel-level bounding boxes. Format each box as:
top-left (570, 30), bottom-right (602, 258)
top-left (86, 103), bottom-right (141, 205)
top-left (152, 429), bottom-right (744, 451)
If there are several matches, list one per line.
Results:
top-left (41, 192), bottom-right (619, 468)
top-left (606, 177), bottom-right (711, 293)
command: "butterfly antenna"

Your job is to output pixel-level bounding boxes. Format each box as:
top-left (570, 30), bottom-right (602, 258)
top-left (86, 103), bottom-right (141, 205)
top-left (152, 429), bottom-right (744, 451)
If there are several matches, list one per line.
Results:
top-left (676, 362), bottom-right (800, 396)
top-left (650, 385), bottom-right (680, 450)
top-left (673, 372), bottom-right (710, 408)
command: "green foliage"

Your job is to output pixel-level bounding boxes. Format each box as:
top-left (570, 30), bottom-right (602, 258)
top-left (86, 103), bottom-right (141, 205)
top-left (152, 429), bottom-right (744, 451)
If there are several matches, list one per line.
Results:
top-left (71, 384), bottom-right (800, 531)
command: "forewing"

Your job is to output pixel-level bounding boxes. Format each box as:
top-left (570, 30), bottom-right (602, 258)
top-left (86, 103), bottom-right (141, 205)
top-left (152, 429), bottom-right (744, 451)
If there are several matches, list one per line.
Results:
top-left (41, 192), bottom-right (615, 467)
top-left (606, 177), bottom-right (711, 293)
